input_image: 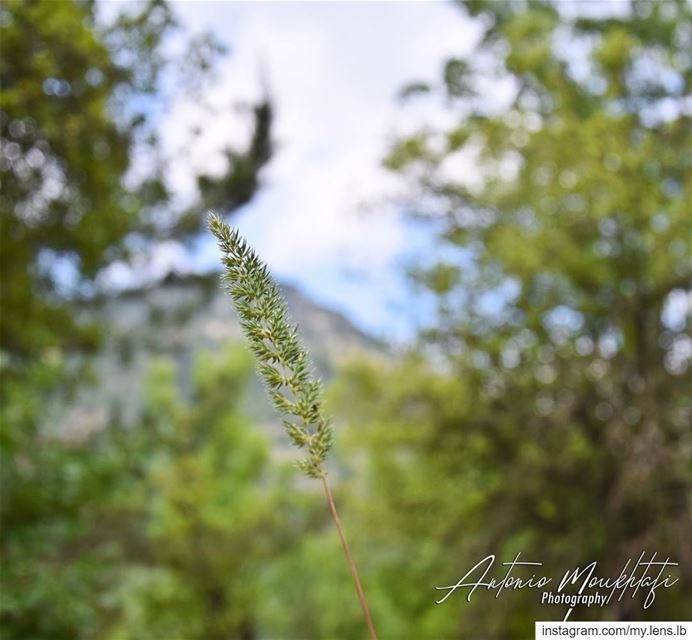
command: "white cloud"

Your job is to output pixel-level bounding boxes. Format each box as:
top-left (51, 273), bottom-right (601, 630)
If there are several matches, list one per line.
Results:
top-left (157, 1), bottom-right (478, 338)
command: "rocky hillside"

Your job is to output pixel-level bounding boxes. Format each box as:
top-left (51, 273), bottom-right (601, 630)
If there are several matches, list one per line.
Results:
top-left (62, 272), bottom-right (382, 439)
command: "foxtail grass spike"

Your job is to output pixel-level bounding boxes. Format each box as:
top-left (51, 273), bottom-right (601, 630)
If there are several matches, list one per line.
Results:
top-left (209, 212), bottom-right (333, 478)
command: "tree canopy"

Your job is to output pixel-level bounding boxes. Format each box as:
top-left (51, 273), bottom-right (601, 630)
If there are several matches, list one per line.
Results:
top-left (0, 3), bottom-right (273, 637)
top-left (0, 0), bottom-right (272, 362)
top-left (335, 0), bottom-right (691, 635)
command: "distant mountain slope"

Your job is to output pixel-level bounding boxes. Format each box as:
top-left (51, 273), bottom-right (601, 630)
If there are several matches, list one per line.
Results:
top-left (63, 272), bottom-right (382, 438)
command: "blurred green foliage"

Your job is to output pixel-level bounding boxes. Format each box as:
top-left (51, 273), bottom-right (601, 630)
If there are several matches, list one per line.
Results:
top-left (337, 0), bottom-right (691, 636)
top-left (0, 0), bottom-right (272, 363)
top-left (103, 347), bottom-right (318, 640)
top-left (1, 343), bottom-right (354, 639)
top-left (0, 1), bottom-right (273, 637)
top-left (1, 0), bottom-right (691, 638)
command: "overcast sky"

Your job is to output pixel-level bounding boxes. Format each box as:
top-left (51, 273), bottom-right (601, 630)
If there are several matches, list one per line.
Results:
top-left (150, 1), bottom-right (479, 341)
